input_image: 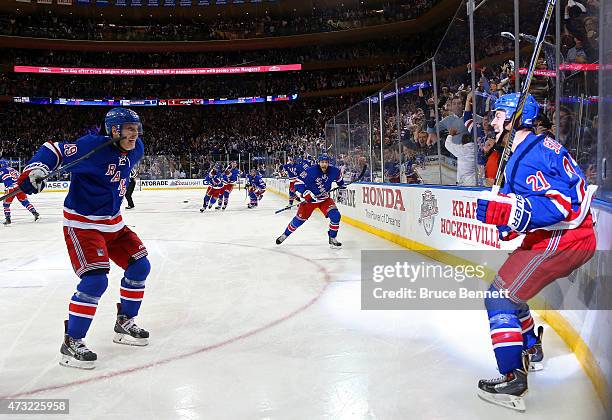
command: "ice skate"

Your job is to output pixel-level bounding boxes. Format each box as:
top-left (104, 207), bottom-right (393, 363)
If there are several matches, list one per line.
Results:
top-left (478, 353), bottom-right (528, 412)
top-left (199, 206), bottom-right (207, 213)
top-left (276, 233), bottom-right (287, 245)
top-left (59, 321), bottom-right (97, 370)
top-left (3, 216), bottom-right (10, 226)
top-left (33, 211), bottom-right (40, 221)
top-left (113, 304), bottom-right (149, 346)
top-left (527, 326), bottom-right (544, 372)
top-left (125, 205), bottom-right (135, 210)
top-left (329, 236), bottom-right (342, 249)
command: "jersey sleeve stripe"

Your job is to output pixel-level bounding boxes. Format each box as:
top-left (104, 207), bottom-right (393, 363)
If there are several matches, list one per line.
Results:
top-left (43, 141), bottom-right (62, 170)
top-left (544, 190), bottom-right (572, 217)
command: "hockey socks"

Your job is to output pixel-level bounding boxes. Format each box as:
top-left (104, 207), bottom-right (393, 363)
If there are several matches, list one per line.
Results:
top-left (327, 208), bottom-right (341, 238)
top-left (284, 215), bottom-right (306, 237)
top-left (485, 284), bottom-right (524, 374)
top-left (119, 257), bottom-right (150, 318)
top-left (67, 273), bottom-right (108, 339)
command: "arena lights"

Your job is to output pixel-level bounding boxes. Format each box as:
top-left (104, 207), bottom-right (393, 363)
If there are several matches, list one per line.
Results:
top-left (13, 64), bottom-right (301, 76)
top-left (12, 94), bottom-right (298, 106)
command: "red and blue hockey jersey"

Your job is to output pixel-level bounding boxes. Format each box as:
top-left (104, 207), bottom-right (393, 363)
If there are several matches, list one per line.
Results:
top-left (295, 164), bottom-right (344, 203)
top-left (1, 166), bottom-right (19, 189)
top-left (501, 133), bottom-right (596, 231)
top-left (246, 174), bottom-right (266, 190)
top-left (225, 167), bottom-right (241, 184)
top-left (282, 163), bottom-right (300, 181)
top-left (25, 135), bottom-right (144, 232)
top-left (204, 171), bottom-right (224, 188)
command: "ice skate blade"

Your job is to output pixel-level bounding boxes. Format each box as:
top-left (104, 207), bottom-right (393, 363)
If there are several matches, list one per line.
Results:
top-left (329, 245), bottom-right (342, 250)
top-left (59, 355), bottom-right (95, 370)
top-left (529, 361), bottom-right (543, 372)
top-left (113, 333), bottom-right (149, 346)
top-left (477, 389), bottom-right (527, 412)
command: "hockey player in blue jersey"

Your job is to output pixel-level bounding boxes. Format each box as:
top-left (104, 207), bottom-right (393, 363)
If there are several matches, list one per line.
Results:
top-left (246, 168), bottom-right (266, 208)
top-left (474, 93), bottom-right (597, 410)
top-left (281, 156), bottom-right (301, 207)
top-left (16, 108), bottom-right (152, 369)
top-left (1, 160), bottom-right (40, 225)
top-left (200, 166), bottom-right (224, 212)
top-left (276, 154), bottom-right (345, 248)
top-left (215, 161), bottom-right (241, 210)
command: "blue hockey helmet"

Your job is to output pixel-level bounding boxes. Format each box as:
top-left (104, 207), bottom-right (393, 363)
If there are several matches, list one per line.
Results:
top-left (493, 93), bottom-right (539, 128)
top-left (318, 154), bottom-right (330, 162)
top-left (104, 108), bottom-right (142, 136)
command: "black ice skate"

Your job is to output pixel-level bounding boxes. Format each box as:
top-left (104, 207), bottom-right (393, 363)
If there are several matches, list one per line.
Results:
top-left (60, 321), bottom-right (97, 370)
top-left (477, 353), bottom-right (529, 412)
top-left (33, 212), bottom-right (40, 221)
top-left (247, 203), bottom-right (257, 209)
top-left (125, 205), bottom-right (135, 210)
top-left (527, 326), bottom-right (544, 372)
top-left (113, 304), bottom-right (149, 346)
top-left (199, 206), bottom-right (207, 213)
top-left (276, 234), bottom-right (287, 245)
top-left (3, 216), bottom-right (10, 226)
top-left (329, 236), bottom-right (342, 249)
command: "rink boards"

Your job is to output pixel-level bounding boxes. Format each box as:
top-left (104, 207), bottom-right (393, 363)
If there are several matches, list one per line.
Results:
top-left (42, 179), bottom-right (246, 192)
top-left (265, 177), bottom-right (611, 412)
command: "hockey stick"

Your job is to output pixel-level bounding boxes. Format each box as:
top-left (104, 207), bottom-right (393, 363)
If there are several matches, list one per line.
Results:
top-left (275, 165), bottom-right (367, 214)
top-left (0, 136), bottom-right (121, 202)
top-left (492, 0), bottom-right (556, 193)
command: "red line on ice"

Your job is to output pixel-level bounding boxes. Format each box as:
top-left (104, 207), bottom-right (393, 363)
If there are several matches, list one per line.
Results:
top-left (1, 241), bottom-right (331, 399)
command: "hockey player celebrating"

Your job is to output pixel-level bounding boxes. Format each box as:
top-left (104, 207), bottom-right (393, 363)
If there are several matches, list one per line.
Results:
top-left (281, 156), bottom-right (301, 207)
top-left (276, 154), bottom-right (345, 248)
top-left (246, 168), bottom-right (266, 208)
top-left (17, 108), bottom-right (152, 369)
top-left (1, 159), bottom-right (40, 225)
top-left (215, 161), bottom-right (241, 211)
top-left (475, 93), bottom-right (597, 411)
top-left (200, 166), bottom-right (224, 212)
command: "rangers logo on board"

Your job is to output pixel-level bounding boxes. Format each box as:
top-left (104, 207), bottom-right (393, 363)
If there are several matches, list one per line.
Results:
top-left (418, 190), bottom-right (438, 236)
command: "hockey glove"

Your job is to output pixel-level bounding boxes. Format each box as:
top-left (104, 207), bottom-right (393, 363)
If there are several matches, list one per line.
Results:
top-left (17, 166), bottom-right (48, 194)
top-left (476, 192), bottom-right (532, 233)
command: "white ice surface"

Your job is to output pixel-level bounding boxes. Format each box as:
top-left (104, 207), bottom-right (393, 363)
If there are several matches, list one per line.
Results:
top-left (0, 189), bottom-right (606, 420)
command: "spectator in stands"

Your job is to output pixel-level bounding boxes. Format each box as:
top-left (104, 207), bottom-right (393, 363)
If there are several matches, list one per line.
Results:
top-left (445, 128), bottom-right (476, 186)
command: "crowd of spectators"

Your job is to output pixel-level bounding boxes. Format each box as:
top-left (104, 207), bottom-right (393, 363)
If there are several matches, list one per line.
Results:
top-left (0, 0), bottom-right (438, 41)
top-left (0, 97), bottom-right (353, 163)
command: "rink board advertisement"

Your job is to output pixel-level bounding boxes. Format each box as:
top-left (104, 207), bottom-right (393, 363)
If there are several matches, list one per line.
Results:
top-left (266, 177), bottom-right (611, 409)
top-left (138, 179), bottom-right (207, 190)
top-left (41, 179), bottom-right (209, 192)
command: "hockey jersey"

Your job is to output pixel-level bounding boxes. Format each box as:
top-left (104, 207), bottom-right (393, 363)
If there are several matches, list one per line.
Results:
top-left (204, 171), bottom-right (224, 188)
top-left (295, 164), bottom-right (344, 202)
top-left (501, 132), bottom-right (596, 231)
top-left (1, 166), bottom-right (19, 189)
top-left (225, 167), bottom-right (241, 184)
top-left (247, 174), bottom-right (266, 190)
top-left (282, 163), bottom-right (300, 181)
top-left (25, 135), bottom-right (144, 232)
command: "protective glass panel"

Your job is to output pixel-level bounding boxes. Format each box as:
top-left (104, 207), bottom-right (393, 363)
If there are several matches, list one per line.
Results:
top-left (396, 61), bottom-right (435, 185)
